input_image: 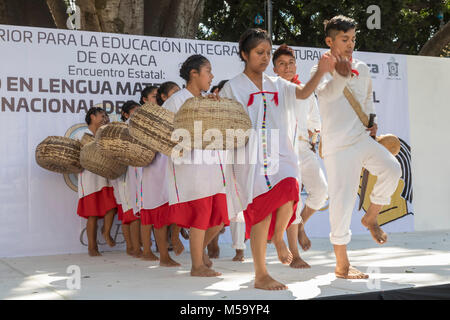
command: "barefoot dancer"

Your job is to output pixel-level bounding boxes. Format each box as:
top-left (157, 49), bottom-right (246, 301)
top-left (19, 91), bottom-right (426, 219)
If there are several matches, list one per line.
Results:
top-left (115, 101), bottom-right (146, 258)
top-left (77, 107), bottom-right (118, 257)
top-left (220, 29), bottom-right (334, 290)
top-left (272, 44), bottom-right (329, 269)
top-left (311, 16), bottom-right (401, 279)
top-left (164, 55), bottom-right (230, 277)
top-left (154, 81), bottom-right (184, 251)
top-left (230, 212), bottom-right (246, 262)
top-left (140, 139), bottom-right (181, 266)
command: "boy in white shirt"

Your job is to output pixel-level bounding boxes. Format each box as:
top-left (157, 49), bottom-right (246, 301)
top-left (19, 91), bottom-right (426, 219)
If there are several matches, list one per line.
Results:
top-left (272, 44), bottom-right (328, 269)
top-left (311, 16), bottom-right (401, 279)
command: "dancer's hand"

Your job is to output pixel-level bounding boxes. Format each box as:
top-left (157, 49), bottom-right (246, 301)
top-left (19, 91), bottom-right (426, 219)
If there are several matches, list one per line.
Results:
top-left (366, 123), bottom-right (378, 137)
top-left (206, 93), bottom-right (220, 101)
top-left (317, 52), bottom-right (336, 74)
top-left (335, 56), bottom-right (352, 77)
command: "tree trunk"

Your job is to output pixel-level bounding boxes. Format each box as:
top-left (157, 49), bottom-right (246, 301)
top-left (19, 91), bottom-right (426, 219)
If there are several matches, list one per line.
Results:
top-left (46, 0), bottom-right (69, 29)
top-left (419, 21), bottom-right (450, 57)
top-left (0, 0), bottom-right (56, 28)
top-left (144, 0), bottom-right (173, 36)
top-left (77, 0), bottom-right (102, 31)
top-left (144, 0), bottom-right (204, 39)
top-left (95, 0), bottom-right (144, 34)
top-left (118, 0), bottom-right (144, 35)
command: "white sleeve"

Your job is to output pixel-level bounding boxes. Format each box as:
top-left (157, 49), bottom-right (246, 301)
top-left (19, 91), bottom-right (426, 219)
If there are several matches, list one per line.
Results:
top-left (162, 95), bottom-right (178, 113)
top-left (219, 82), bottom-right (234, 100)
top-left (364, 76), bottom-right (377, 124)
top-left (311, 65), bottom-right (350, 101)
top-left (307, 96), bottom-right (321, 132)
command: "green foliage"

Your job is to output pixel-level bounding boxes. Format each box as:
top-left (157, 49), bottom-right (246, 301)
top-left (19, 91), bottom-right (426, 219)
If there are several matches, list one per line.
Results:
top-left (198, 0), bottom-right (450, 55)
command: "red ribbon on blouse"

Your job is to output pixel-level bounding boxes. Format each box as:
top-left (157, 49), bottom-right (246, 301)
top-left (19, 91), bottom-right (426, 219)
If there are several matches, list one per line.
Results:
top-left (349, 56), bottom-right (359, 77)
top-left (247, 91), bottom-right (279, 107)
top-left (291, 74), bottom-right (301, 85)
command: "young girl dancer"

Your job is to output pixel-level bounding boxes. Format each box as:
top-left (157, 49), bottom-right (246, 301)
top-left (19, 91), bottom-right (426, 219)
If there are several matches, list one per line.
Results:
top-left (163, 55), bottom-right (230, 277)
top-left (219, 29), bottom-right (335, 290)
top-left (77, 107), bottom-right (118, 256)
top-left (114, 101), bottom-right (144, 258)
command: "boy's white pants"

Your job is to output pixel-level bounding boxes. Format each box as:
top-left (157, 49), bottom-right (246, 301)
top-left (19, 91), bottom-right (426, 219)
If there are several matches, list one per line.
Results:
top-left (324, 136), bottom-right (402, 246)
top-left (292, 141), bottom-right (328, 224)
top-left (230, 218), bottom-right (246, 250)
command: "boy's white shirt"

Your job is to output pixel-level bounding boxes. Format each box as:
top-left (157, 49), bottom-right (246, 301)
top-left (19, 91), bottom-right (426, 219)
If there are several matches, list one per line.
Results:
top-left (163, 88), bottom-right (227, 204)
top-left (220, 73), bottom-right (299, 217)
top-left (291, 89), bottom-right (322, 146)
top-left (311, 57), bottom-right (375, 157)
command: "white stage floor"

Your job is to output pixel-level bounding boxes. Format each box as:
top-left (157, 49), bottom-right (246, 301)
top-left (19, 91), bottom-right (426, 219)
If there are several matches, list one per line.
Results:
top-left (1, 230), bottom-right (449, 300)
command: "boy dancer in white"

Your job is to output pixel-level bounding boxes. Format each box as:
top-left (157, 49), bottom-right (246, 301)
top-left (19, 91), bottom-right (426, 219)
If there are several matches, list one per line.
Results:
top-left (272, 44), bottom-right (328, 269)
top-left (311, 16), bottom-right (402, 279)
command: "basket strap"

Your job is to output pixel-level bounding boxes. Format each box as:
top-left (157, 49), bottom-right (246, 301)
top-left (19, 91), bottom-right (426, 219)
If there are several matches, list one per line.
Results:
top-left (343, 86), bottom-right (369, 127)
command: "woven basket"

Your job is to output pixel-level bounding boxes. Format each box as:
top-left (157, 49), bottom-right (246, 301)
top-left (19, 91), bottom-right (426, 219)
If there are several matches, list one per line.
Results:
top-left (173, 97), bottom-right (252, 150)
top-left (95, 122), bottom-right (156, 167)
top-left (80, 132), bottom-right (95, 147)
top-left (128, 102), bottom-right (177, 156)
top-left (376, 134), bottom-right (401, 156)
top-left (80, 141), bottom-right (127, 180)
top-left (35, 136), bottom-right (83, 174)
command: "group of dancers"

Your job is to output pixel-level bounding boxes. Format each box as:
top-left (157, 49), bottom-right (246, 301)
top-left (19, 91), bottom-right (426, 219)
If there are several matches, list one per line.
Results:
top-left (75, 15), bottom-right (402, 291)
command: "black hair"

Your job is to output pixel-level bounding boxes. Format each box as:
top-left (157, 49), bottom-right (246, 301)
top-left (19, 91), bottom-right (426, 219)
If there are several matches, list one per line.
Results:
top-left (179, 54), bottom-right (210, 82)
top-left (324, 15), bottom-right (357, 39)
top-left (238, 28), bottom-right (272, 62)
top-left (156, 81), bottom-right (180, 106)
top-left (217, 79), bottom-right (228, 91)
top-left (210, 80), bottom-right (228, 94)
top-left (121, 100), bottom-right (140, 122)
top-left (272, 44), bottom-right (295, 65)
top-left (139, 85), bottom-right (158, 105)
top-left (85, 107), bottom-right (105, 125)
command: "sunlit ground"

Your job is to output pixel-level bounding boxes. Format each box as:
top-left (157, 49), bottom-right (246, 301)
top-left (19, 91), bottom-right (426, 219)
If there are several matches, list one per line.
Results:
top-left (1, 230), bottom-right (449, 300)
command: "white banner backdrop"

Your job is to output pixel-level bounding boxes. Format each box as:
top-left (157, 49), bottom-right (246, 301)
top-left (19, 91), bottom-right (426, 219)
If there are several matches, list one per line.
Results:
top-left (0, 25), bottom-right (413, 257)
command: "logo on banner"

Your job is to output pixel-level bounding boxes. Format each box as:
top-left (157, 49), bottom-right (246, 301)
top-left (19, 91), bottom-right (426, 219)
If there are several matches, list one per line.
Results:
top-left (387, 57), bottom-right (400, 79)
top-left (358, 138), bottom-right (413, 225)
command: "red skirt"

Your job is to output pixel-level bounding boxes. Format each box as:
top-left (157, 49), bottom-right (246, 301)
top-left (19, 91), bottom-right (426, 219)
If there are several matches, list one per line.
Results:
top-left (244, 177), bottom-right (299, 240)
top-left (117, 205), bottom-right (124, 221)
top-left (169, 194), bottom-right (230, 230)
top-left (77, 187), bottom-right (117, 219)
top-left (140, 203), bottom-right (170, 229)
top-left (122, 209), bottom-right (140, 225)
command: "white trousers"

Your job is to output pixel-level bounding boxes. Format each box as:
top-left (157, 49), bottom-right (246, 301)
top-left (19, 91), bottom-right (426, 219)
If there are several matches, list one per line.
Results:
top-left (324, 136), bottom-right (402, 245)
top-left (230, 218), bottom-right (246, 250)
top-left (292, 141), bottom-right (329, 224)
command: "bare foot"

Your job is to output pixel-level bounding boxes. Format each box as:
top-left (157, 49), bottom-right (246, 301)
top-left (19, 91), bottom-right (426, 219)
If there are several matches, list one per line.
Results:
top-left (335, 265), bottom-right (369, 279)
top-left (207, 242), bottom-right (220, 259)
top-left (232, 249), bottom-right (244, 262)
top-left (191, 265), bottom-right (222, 277)
top-left (132, 249), bottom-right (143, 258)
top-left (254, 274), bottom-right (287, 290)
top-left (171, 236), bottom-right (185, 256)
top-left (141, 251), bottom-right (159, 261)
top-left (289, 256), bottom-right (311, 269)
top-left (101, 227), bottom-right (116, 247)
top-left (203, 252), bottom-right (213, 268)
top-left (88, 247), bottom-right (101, 257)
top-left (160, 256), bottom-right (181, 267)
top-left (272, 238), bottom-right (293, 265)
top-left (361, 216), bottom-right (388, 245)
top-left (298, 223), bottom-right (311, 251)
top-left (126, 247), bottom-right (134, 256)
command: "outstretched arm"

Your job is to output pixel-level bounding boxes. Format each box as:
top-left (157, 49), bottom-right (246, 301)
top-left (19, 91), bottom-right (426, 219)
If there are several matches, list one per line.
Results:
top-left (295, 53), bottom-right (335, 100)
